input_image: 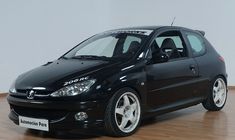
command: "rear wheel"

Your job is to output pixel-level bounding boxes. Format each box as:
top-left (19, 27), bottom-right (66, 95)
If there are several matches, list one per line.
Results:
top-left (104, 88), bottom-right (141, 137)
top-left (202, 76), bottom-right (227, 111)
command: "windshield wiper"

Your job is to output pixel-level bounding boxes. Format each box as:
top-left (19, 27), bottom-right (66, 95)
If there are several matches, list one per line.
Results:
top-left (71, 55), bottom-right (110, 60)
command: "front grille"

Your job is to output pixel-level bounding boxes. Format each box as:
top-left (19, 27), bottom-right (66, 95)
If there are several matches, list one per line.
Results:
top-left (13, 89), bottom-right (52, 99)
top-left (11, 105), bottom-right (68, 120)
top-left (16, 89), bottom-right (51, 95)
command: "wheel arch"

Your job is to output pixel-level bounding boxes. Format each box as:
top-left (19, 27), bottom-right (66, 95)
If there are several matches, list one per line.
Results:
top-left (214, 74), bottom-right (227, 85)
top-left (110, 85), bottom-right (144, 103)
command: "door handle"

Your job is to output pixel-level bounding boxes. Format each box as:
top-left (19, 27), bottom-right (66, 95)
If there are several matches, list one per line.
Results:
top-left (189, 65), bottom-right (196, 74)
top-left (189, 65), bottom-right (195, 70)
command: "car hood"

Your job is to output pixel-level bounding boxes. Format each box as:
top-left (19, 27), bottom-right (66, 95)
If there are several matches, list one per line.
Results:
top-left (15, 59), bottom-right (119, 91)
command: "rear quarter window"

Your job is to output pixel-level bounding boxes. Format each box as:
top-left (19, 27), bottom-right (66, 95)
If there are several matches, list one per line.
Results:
top-left (185, 32), bottom-right (206, 57)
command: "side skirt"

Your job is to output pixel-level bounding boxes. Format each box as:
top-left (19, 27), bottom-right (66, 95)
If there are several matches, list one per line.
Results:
top-left (142, 97), bottom-right (205, 119)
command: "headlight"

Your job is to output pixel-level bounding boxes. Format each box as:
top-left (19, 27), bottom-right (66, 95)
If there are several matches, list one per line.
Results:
top-left (50, 79), bottom-right (96, 97)
top-left (9, 79), bottom-right (17, 94)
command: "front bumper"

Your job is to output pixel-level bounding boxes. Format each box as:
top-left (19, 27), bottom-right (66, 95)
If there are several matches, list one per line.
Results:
top-left (7, 95), bottom-right (107, 131)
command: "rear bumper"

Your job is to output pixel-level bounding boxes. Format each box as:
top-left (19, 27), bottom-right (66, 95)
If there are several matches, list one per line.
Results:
top-left (7, 95), bottom-right (107, 131)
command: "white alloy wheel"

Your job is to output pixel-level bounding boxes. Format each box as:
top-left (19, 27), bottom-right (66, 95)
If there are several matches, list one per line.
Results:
top-left (114, 92), bottom-right (141, 133)
top-left (213, 78), bottom-right (227, 107)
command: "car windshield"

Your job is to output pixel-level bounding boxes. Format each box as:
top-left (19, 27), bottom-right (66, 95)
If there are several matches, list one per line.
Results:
top-left (62, 30), bottom-right (152, 60)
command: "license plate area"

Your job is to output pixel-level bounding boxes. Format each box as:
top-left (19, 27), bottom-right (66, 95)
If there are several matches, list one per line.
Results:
top-left (19, 116), bottom-right (49, 131)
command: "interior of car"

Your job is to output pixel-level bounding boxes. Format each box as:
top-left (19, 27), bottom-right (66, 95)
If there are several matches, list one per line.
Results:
top-left (151, 31), bottom-right (188, 61)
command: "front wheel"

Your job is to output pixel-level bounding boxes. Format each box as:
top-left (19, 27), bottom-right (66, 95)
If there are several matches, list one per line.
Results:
top-left (202, 76), bottom-right (227, 111)
top-left (104, 88), bottom-right (141, 137)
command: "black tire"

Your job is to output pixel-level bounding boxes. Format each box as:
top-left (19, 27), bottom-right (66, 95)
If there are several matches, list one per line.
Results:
top-left (104, 88), bottom-right (141, 137)
top-left (202, 76), bottom-right (227, 111)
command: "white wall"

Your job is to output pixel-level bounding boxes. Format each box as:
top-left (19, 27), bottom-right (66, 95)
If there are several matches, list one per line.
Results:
top-left (0, 0), bottom-right (235, 92)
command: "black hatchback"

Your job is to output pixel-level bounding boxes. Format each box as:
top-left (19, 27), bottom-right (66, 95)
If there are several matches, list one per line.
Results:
top-left (7, 26), bottom-right (227, 137)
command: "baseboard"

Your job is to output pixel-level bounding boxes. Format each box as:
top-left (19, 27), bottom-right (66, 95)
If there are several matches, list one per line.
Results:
top-left (228, 86), bottom-right (235, 90)
top-left (0, 93), bottom-right (7, 97)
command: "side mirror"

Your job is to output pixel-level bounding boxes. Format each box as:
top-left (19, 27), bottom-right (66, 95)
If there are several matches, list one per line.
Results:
top-left (152, 53), bottom-right (169, 63)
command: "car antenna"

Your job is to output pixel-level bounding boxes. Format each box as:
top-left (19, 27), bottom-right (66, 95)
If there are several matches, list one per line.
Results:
top-left (171, 17), bottom-right (176, 26)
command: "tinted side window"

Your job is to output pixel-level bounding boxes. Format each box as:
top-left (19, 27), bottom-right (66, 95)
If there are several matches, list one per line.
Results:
top-left (186, 32), bottom-right (206, 56)
top-left (150, 30), bottom-right (188, 61)
top-left (156, 36), bottom-right (184, 49)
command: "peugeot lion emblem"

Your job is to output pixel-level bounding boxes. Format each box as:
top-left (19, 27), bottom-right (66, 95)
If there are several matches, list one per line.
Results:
top-left (27, 90), bottom-right (35, 99)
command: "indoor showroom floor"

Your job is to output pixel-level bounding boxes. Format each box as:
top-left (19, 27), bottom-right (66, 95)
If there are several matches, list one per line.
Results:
top-left (0, 90), bottom-right (234, 140)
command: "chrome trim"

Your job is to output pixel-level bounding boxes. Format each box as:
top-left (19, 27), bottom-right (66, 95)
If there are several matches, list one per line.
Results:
top-left (32, 87), bottom-right (46, 90)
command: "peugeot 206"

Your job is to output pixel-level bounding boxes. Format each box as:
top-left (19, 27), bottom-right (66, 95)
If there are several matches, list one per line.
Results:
top-left (8, 26), bottom-right (227, 137)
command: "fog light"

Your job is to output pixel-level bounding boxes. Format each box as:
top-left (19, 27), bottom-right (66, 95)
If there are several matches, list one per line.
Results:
top-left (74, 112), bottom-right (88, 121)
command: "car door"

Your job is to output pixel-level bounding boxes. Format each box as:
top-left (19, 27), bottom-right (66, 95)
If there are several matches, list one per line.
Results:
top-left (145, 29), bottom-right (199, 110)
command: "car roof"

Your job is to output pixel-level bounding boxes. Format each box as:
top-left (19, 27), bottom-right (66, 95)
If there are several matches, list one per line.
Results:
top-left (110, 26), bottom-right (204, 36)
top-left (112, 26), bottom-right (191, 31)
top-left (113, 26), bottom-right (163, 30)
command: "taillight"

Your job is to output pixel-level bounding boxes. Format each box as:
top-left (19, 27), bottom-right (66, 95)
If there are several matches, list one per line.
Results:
top-left (219, 56), bottom-right (225, 62)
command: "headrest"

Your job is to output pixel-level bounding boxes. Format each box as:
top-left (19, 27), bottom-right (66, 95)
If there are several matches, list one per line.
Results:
top-left (151, 41), bottom-right (160, 53)
top-left (128, 41), bottom-right (141, 53)
top-left (161, 38), bottom-right (177, 50)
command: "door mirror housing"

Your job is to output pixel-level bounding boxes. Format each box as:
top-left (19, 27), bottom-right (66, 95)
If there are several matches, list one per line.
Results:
top-left (152, 53), bottom-right (169, 63)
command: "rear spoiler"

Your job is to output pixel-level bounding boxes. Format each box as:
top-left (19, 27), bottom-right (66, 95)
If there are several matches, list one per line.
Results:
top-left (195, 30), bottom-right (205, 36)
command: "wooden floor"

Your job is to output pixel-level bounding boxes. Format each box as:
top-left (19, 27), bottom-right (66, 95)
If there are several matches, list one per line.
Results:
top-left (1, 91), bottom-right (235, 140)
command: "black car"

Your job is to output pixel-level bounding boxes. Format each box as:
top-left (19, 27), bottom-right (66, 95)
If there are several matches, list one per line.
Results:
top-left (7, 26), bottom-right (227, 137)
